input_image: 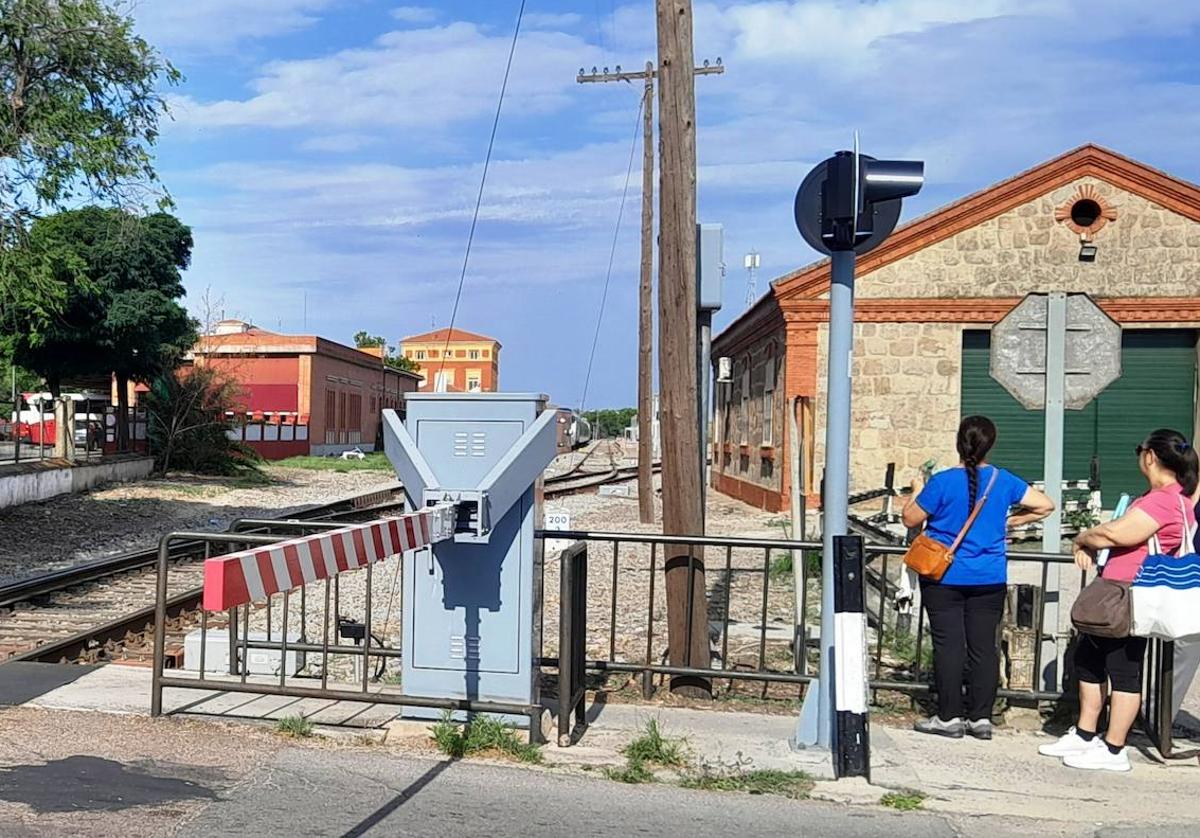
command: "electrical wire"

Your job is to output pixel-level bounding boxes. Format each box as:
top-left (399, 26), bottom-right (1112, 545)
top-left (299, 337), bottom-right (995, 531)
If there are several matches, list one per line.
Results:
top-left (578, 93), bottom-right (645, 415)
top-left (437, 0), bottom-right (527, 383)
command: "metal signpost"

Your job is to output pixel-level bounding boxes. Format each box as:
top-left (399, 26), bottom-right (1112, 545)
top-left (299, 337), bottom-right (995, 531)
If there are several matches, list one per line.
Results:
top-left (697, 223), bottom-right (724, 527)
top-left (990, 292), bottom-right (1121, 689)
top-left (790, 139), bottom-right (923, 777)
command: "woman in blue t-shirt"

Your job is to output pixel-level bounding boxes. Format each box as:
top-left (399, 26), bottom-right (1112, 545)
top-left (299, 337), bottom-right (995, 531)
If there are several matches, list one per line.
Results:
top-left (901, 415), bottom-right (1055, 740)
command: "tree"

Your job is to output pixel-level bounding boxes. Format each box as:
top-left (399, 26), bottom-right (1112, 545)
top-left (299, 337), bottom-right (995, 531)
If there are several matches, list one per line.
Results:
top-left (145, 366), bottom-right (258, 476)
top-left (3, 207), bottom-right (197, 451)
top-left (353, 330), bottom-right (420, 373)
top-left (584, 408), bottom-right (637, 439)
top-left (354, 331), bottom-right (386, 348)
top-left (0, 0), bottom-right (178, 326)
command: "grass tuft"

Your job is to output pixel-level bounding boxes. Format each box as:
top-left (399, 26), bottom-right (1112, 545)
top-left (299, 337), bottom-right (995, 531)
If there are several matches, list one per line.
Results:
top-left (275, 715), bottom-right (314, 738)
top-left (880, 790), bottom-right (927, 811)
top-left (622, 719), bottom-right (686, 768)
top-left (429, 711), bottom-right (542, 764)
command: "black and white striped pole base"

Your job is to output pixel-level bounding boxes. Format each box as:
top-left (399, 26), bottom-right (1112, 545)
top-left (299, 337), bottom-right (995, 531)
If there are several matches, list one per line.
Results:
top-left (832, 534), bottom-right (870, 779)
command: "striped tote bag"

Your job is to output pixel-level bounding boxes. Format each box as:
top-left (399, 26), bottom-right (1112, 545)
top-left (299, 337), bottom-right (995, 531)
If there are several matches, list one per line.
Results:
top-left (1131, 497), bottom-right (1200, 640)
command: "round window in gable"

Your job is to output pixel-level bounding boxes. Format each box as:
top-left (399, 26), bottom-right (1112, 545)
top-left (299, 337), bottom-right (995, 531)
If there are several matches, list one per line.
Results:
top-left (1054, 186), bottom-right (1117, 236)
top-left (1070, 199), bottom-right (1102, 229)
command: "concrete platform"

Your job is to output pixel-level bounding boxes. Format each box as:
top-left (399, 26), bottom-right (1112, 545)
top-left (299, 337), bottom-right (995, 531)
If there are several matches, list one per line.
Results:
top-left (0, 455), bottom-right (153, 509)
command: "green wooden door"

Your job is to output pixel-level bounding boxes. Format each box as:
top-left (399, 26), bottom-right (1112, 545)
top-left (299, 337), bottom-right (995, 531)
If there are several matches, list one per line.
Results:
top-left (960, 329), bottom-right (1197, 507)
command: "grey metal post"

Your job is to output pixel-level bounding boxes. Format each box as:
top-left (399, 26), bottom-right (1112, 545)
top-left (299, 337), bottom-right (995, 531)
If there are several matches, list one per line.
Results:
top-left (698, 311), bottom-right (713, 528)
top-left (1041, 291), bottom-right (1066, 690)
top-left (816, 249), bottom-right (856, 748)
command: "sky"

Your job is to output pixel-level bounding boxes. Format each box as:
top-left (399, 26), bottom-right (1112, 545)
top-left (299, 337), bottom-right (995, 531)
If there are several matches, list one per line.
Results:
top-left (131, 0), bottom-right (1200, 409)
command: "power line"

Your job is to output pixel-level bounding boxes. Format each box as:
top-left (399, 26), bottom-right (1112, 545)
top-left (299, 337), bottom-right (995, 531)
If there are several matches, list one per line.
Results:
top-left (437, 0), bottom-right (526, 385)
top-left (578, 95), bottom-right (644, 415)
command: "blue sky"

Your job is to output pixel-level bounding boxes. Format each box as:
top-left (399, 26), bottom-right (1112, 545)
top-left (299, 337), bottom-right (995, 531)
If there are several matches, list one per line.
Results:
top-left (132, 0), bottom-right (1200, 408)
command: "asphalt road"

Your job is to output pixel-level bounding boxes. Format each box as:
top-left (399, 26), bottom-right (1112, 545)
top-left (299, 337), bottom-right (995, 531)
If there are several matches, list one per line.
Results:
top-left (181, 749), bottom-right (954, 838)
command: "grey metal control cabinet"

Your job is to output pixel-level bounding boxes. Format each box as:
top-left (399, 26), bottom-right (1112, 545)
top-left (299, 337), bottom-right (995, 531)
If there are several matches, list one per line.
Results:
top-left (383, 393), bottom-right (558, 723)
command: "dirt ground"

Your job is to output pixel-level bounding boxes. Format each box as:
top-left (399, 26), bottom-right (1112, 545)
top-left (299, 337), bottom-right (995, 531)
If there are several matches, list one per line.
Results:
top-left (0, 467), bottom-right (398, 586)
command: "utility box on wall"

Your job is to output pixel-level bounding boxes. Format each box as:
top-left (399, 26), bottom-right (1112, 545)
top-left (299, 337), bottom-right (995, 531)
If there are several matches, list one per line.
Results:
top-left (383, 393), bottom-right (557, 724)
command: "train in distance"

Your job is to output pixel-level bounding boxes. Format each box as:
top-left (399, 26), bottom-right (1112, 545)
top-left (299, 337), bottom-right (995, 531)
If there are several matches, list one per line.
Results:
top-left (554, 408), bottom-right (593, 452)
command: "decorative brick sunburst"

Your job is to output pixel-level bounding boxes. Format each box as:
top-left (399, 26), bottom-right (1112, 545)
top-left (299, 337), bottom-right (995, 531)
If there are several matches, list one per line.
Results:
top-left (1054, 185), bottom-right (1118, 236)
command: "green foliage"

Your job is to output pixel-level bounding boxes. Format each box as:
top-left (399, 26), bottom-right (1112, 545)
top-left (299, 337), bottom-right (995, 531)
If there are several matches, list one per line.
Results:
top-left (604, 759), bottom-right (656, 784)
top-left (1063, 507), bottom-right (1100, 532)
top-left (582, 407), bottom-right (636, 438)
top-left (882, 627), bottom-right (934, 670)
top-left (353, 331), bottom-right (420, 374)
top-left (274, 453), bottom-right (393, 473)
top-left (2, 207), bottom-right (196, 400)
top-left (145, 366), bottom-right (260, 476)
top-left (353, 331), bottom-right (386, 348)
top-left (769, 551), bottom-right (793, 581)
top-left (622, 719), bottom-right (687, 768)
top-left (680, 767), bottom-right (813, 799)
top-left (388, 354), bottom-right (420, 373)
top-left (880, 790), bottom-right (926, 811)
top-left (275, 715), bottom-right (314, 738)
top-left (429, 712), bottom-right (542, 764)
top-left (0, 0), bottom-right (178, 324)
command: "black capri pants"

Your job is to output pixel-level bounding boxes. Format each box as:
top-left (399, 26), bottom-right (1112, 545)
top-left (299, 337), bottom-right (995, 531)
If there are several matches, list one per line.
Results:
top-left (1074, 633), bottom-right (1147, 694)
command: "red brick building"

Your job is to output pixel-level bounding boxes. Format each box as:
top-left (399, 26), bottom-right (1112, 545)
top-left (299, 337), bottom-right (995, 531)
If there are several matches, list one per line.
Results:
top-left (192, 320), bottom-right (420, 458)
top-left (399, 328), bottom-right (500, 393)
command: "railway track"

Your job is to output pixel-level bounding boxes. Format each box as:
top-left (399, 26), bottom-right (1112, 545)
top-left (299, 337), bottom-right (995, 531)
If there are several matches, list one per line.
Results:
top-left (1, 453), bottom-right (654, 668)
top-left (0, 486), bottom-right (404, 665)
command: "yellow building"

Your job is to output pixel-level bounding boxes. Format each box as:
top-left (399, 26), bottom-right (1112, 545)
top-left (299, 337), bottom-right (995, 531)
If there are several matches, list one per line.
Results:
top-left (399, 328), bottom-right (500, 392)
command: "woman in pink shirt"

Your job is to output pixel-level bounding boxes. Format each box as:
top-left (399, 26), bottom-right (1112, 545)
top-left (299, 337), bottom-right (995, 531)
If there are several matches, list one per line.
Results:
top-left (1039, 429), bottom-right (1199, 772)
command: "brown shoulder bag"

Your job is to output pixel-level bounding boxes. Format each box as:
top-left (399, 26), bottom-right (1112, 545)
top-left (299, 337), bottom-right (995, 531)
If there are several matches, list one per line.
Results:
top-left (903, 469), bottom-right (999, 582)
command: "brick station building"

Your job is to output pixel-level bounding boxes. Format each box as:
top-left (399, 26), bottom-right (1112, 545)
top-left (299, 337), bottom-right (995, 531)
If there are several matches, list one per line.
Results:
top-left (192, 320), bottom-right (420, 458)
top-left (711, 145), bottom-right (1200, 513)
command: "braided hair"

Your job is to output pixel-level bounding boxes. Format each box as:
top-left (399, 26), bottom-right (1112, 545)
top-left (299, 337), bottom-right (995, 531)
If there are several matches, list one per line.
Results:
top-left (957, 416), bottom-right (998, 510)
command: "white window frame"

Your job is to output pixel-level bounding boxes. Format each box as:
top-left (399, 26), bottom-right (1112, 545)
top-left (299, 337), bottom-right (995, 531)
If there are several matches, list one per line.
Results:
top-left (762, 357), bottom-right (775, 446)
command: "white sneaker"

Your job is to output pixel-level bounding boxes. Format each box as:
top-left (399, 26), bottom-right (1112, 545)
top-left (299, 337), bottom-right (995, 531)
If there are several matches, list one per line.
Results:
top-left (1062, 740), bottom-right (1132, 772)
top-left (1037, 727), bottom-right (1096, 758)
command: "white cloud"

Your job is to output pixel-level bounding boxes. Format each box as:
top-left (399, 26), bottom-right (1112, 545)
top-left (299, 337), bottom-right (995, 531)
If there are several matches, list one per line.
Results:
top-left (390, 6), bottom-right (438, 24)
top-left (171, 22), bottom-right (598, 132)
top-left (130, 0), bottom-right (340, 52)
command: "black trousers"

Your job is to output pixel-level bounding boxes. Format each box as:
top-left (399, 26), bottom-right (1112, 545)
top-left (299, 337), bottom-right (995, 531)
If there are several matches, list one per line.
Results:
top-left (921, 581), bottom-right (1007, 722)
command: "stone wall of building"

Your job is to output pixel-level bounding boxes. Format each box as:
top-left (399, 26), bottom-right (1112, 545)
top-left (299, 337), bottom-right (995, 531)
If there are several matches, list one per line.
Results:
top-left (815, 322), bottom-right (964, 492)
top-left (858, 177), bottom-right (1200, 300)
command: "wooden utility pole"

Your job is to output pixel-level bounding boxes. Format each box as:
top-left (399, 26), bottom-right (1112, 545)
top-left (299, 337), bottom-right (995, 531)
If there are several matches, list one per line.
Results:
top-left (656, 0), bottom-right (708, 695)
top-left (577, 58), bottom-right (723, 527)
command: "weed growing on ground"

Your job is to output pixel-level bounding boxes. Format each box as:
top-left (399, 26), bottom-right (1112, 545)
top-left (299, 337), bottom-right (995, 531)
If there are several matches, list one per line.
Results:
top-left (276, 715), bottom-right (314, 738)
top-left (681, 768), bottom-right (813, 799)
top-left (429, 712), bottom-right (542, 764)
top-left (768, 551), bottom-right (793, 581)
top-left (604, 759), bottom-right (656, 784)
top-left (622, 719), bottom-right (686, 768)
top-left (880, 790), bottom-right (926, 811)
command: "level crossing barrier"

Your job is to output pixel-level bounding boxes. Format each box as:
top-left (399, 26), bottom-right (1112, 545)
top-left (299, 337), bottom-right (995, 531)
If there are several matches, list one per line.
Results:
top-left (151, 503), bottom-right (549, 741)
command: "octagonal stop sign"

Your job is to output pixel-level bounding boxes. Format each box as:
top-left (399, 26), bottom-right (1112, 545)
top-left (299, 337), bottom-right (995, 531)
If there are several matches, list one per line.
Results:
top-left (991, 293), bottom-right (1121, 410)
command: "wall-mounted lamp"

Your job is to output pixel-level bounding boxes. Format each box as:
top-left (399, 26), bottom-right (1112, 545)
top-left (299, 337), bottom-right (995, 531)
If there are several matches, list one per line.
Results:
top-left (1078, 234), bottom-right (1098, 262)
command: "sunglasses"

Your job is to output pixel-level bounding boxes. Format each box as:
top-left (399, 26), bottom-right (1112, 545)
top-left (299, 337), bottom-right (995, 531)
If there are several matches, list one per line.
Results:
top-left (1135, 444), bottom-right (1150, 456)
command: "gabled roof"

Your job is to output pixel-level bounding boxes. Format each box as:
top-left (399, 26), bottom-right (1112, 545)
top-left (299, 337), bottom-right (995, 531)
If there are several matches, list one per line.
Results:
top-left (773, 144), bottom-right (1200, 302)
top-left (401, 327), bottom-right (499, 346)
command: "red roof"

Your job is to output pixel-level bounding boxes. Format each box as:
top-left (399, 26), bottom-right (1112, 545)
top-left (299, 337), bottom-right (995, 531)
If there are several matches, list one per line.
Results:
top-left (401, 327), bottom-right (499, 346)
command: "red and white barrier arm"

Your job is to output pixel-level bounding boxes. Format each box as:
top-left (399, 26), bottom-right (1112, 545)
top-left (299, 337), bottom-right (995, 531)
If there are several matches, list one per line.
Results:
top-left (201, 504), bottom-right (457, 612)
